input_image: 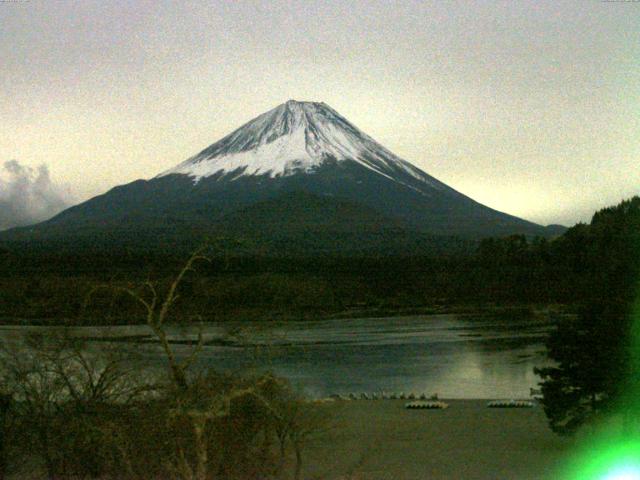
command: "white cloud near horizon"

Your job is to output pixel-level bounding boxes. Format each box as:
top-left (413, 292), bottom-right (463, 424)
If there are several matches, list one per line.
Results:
top-left (0, 160), bottom-right (72, 231)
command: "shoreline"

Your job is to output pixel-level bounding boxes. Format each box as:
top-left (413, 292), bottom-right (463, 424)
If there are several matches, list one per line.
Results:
top-left (0, 302), bottom-right (573, 327)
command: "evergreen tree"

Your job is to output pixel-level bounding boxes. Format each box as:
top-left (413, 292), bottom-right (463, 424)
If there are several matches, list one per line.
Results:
top-left (535, 301), bottom-right (631, 435)
top-left (535, 196), bottom-right (640, 435)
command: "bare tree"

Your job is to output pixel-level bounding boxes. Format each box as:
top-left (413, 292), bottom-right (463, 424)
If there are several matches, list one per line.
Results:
top-left (78, 246), bottom-right (332, 480)
top-left (85, 245), bottom-right (211, 390)
top-left (0, 331), bottom-right (153, 479)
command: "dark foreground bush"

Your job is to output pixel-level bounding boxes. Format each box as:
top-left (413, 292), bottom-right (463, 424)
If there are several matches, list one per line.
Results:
top-left (1, 333), bottom-right (328, 480)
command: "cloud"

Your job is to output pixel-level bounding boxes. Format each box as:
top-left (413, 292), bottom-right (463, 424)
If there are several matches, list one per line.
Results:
top-left (0, 160), bottom-right (72, 231)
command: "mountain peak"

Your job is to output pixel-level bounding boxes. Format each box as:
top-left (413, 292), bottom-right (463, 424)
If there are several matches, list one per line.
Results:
top-left (284, 99), bottom-right (324, 107)
top-left (285, 98), bottom-right (313, 105)
top-left (159, 101), bottom-right (436, 186)
top-left (2, 101), bottom-right (554, 244)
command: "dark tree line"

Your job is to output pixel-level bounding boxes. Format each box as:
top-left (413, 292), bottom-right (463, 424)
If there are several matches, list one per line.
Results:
top-left (3, 218), bottom-right (637, 325)
top-left (534, 196), bottom-right (640, 435)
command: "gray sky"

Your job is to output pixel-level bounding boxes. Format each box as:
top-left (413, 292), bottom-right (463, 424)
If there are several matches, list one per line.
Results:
top-left (1, 0), bottom-right (638, 226)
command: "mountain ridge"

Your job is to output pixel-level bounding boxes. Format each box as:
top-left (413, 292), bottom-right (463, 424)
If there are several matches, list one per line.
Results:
top-left (0, 100), bottom-right (564, 254)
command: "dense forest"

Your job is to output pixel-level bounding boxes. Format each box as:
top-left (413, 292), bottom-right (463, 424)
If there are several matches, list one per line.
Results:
top-left (534, 196), bottom-right (640, 435)
top-left (0, 196), bottom-right (638, 325)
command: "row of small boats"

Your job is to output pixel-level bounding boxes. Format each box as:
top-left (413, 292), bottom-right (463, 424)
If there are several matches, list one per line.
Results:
top-left (486, 400), bottom-right (535, 408)
top-left (330, 392), bottom-right (439, 401)
top-left (405, 401), bottom-right (449, 409)
top-left (329, 393), bottom-right (536, 409)
top-left (405, 400), bottom-right (535, 410)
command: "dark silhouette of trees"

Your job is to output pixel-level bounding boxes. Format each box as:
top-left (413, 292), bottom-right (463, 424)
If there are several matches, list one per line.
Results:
top-left (0, 331), bottom-right (154, 479)
top-left (535, 196), bottom-right (640, 435)
top-left (535, 301), bottom-right (631, 435)
top-left (0, 391), bottom-right (10, 480)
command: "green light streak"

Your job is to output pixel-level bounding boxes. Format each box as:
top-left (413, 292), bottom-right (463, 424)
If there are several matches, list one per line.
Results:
top-left (557, 290), bottom-right (640, 480)
top-left (561, 438), bottom-right (640, 479)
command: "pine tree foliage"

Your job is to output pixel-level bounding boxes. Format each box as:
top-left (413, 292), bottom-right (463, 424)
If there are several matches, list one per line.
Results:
top-left (535, 196), bottom-right (640, 435)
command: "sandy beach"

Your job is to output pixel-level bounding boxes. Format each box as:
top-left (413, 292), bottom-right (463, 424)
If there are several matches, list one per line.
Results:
top-left (302, 399), bottom-right (575, 480)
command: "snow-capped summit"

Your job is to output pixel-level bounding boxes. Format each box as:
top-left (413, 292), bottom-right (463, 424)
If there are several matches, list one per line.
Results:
top-left (159, 100), bottom-right (440, 189)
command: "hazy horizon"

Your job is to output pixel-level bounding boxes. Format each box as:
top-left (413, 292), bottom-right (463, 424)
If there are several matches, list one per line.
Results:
top-left (2, 0), bottom-right (638, 228)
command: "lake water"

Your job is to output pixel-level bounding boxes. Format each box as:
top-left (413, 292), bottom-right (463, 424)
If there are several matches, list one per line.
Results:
top-left (0, 313), bottom-right (553, 399)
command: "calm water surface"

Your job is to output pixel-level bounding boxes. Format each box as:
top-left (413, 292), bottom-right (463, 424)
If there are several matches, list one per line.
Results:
top-left (0, 314), bottom-right (553, 399)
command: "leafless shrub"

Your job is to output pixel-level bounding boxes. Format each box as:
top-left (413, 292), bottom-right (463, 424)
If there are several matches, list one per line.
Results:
top-left (1, 247), bottom-right (333, 479)
top-left (0, 331), bottom-right (155, 479)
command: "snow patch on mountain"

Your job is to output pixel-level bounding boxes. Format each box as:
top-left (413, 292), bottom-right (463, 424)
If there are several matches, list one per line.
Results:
top-left (159, 100), bottom-right (443, 191)
top-left (172, 125), bottom-right (312, 180)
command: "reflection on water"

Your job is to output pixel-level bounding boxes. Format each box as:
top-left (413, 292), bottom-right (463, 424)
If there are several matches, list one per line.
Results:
top-left (0, 314), bottom-right (553, 399)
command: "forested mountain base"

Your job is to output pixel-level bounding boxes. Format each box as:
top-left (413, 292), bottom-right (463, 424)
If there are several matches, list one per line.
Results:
top-left (1, 197), bottom-right (637, 325)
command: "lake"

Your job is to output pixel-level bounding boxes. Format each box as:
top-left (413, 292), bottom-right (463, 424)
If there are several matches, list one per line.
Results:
top-left (0, 313), bottom-right (553, 399)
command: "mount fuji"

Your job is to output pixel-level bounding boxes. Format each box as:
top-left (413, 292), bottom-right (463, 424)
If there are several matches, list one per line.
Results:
top-left (0, 100), bottom-right (562, 254)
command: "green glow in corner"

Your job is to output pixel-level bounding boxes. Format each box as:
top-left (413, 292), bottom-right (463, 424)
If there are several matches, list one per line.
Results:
top-left (559, 292), bottom-right (640, 480)
top-left (563, 440), bottom-right (640, 480)
top-left (602, 467), bottom-right (640, 480)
